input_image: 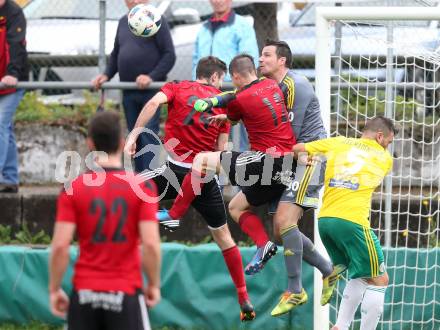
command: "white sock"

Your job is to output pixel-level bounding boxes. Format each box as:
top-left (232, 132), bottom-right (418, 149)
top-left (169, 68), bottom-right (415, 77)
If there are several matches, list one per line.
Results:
top-left (335, 278), bottom-right (368, 330)
top-left (360, 285), bottom-right (387, 330)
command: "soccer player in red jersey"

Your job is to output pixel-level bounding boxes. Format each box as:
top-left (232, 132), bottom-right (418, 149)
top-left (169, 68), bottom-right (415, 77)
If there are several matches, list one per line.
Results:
top-left (49, 111), bottom-right (160, 330)
top-left (125, 56), bottom-right (255, 321)
top-left (159, 54), bottom-right (297, 275)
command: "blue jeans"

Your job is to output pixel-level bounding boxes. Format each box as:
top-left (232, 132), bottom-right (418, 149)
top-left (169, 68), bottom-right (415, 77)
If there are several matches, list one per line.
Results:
top-left (0, 89), bottom-right (24, 185)
top-left (122, 90), bottom-right (161, 172)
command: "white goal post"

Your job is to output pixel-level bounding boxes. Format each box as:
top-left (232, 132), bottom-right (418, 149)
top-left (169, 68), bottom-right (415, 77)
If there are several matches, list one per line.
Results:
top-left (314, 7), bottom-right (440, 330)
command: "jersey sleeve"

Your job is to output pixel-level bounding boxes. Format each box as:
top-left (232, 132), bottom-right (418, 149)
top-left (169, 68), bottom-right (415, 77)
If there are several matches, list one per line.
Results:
top-left (139, 180), bottom-right (159, 222)
top-left (160, 81), bottom-right (176, 103)
top-left (213, 91), bottom-right (236, 108)
top-left (280, 78), bottom-right (295, 112)
top-left (305, 136), bottom-right (343, 155)
top-left (56, 187), bottom-right (76, 223)
top-left (226, 98), bottom-right (242, 122)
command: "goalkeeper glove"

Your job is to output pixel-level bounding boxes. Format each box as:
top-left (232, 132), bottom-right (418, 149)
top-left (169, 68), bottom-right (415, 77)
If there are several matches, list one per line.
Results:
top-left (194, 97), bottom-right (218, 112)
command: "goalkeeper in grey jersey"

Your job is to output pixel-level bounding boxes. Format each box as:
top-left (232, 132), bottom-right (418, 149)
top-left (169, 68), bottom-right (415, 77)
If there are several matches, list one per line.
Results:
top-left (259, 40), bottom-right (345, 316)
top-left (260, 40), bottom-right (328, 211)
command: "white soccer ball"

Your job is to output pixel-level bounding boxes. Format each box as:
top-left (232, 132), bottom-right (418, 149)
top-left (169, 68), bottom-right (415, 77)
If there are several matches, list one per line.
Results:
top-left (127, 4), bottom-right (162, 38)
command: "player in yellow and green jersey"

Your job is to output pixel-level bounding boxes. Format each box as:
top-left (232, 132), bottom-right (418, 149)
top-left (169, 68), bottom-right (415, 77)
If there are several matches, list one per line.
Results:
top-left (293, 116), bottom-right (397, 330)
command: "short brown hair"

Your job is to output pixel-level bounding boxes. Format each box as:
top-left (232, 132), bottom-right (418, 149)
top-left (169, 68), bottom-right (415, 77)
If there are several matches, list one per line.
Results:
top-left (363, 116), bottom-right (398, 136)
top-left (229, 54), bottom-right (256, 76)
top-left (264, 39), bottom-right (293, 69)
top-left (88, 111), bottom-right (122, 154)
top-left (196, 56), bottom-right (227, 80)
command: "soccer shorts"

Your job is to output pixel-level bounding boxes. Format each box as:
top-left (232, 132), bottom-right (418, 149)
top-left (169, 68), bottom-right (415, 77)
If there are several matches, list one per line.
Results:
top-left (219, 150), bottom-right (296, 206)
top-left (68, 290), bottom-right (151, 330)
top-left (318, 217), bottom-right (386, 279)
top-left (278, 159), bottom-right (326, 210)
top-left (142, 161), bottom-right (227, 229)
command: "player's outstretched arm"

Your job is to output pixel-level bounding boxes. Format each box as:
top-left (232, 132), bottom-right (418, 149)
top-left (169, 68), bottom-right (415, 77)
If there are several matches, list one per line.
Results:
top-left (139, 221), bottom-right (161, 307)
top-left (292, 143), bottom-right (313, 165)
top-left (292, 143), bottom-right (307, 157)
top-left (293, 142), bottom-right (328, 165)
top-left (125, 92), bottom-right (168, 156)
top-left (49, 222), bottom-right (76, 318)
top-left (194, 91), bottom-right (236, 112)
top-left (208, 113), bottom-right (229, 126)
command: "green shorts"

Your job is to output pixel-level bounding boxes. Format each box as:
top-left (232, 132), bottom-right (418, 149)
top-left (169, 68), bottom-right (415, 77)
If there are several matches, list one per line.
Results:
top-left (318, 217), bottom-right (385, 279)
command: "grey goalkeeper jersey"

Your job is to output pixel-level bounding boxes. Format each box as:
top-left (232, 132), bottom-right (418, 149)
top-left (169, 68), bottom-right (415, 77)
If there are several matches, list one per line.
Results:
top-left (280, 70), bottom-right (327, 143)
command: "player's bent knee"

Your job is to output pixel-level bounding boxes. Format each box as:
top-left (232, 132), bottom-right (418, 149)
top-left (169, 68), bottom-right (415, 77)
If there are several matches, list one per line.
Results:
top-left (210, 225), bottom-right (235, 250)
top-left (273, 213), bottom-right (291, 232)
top-left (274, 203), bottom-right (301, 230)
top-left (228, 200), bottom-right (245, 222)
top-left (228, 203), bottom-right (241, 222)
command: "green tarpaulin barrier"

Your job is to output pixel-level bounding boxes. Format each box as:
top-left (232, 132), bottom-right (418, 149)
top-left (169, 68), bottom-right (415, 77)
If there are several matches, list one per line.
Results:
top-left (0, 244), bottom-right (438, 330)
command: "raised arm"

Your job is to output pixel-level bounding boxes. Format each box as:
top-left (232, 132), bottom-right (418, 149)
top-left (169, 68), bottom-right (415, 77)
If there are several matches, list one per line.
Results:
top-left (125, 92), bottom-right (168, 156)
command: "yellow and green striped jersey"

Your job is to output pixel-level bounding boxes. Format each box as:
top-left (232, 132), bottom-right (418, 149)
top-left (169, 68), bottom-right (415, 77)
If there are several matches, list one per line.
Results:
top-left (305, 136), bottom-right (393, 227)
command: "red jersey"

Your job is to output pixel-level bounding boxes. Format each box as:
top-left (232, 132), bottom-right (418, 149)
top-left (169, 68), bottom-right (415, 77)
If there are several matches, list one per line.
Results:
top-left (227, 78), bottom-right (296, 155)
top-left (56, 169), bottom-right (158, 294)
top-left (161, 81), bottom-right (230, 163)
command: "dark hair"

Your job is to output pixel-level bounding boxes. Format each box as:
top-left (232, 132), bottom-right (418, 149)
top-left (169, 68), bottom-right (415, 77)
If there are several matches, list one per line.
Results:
top-left (88, 111), bottom-right (122, 154)
top-left (264, 39), bottom-right (293, 69)
top-left (363, 116), bottom-right (399, 136)
top-left (228, 54), bottom-right (256, 76)
top-left (196, 56), bottom-right (227, 80)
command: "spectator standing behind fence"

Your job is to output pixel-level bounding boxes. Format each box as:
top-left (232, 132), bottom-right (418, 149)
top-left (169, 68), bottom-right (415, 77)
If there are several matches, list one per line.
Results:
top-left (92, 0), bottom-right (176, 173)
top-left (193, 0), bottom-right (259, 151)
top-left (0, 0), bottom-right (28, 193)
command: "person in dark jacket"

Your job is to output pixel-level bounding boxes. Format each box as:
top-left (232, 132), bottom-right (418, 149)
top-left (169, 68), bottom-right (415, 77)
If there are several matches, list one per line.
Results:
top-left (93, 0), bottom-right (176, 173)
top-left (0, 0), bottom-right (28, 193)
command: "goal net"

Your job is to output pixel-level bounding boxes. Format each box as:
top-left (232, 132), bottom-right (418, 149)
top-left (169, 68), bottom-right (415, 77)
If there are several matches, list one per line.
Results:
top-left (316, 7), bottom-right (440, 330)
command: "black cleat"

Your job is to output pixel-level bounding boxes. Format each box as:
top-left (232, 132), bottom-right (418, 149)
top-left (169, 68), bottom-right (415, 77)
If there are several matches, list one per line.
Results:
top-left (240, 300), bottom-right (256, 322)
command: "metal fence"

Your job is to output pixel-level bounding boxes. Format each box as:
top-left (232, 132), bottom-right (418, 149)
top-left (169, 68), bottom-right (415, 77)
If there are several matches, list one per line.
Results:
top-left (20, 0), bottom-right (437, 97)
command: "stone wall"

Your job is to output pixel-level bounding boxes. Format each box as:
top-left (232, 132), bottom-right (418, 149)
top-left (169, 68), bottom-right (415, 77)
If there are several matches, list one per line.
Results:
top-left (16, 123), bottom-right (89, 184)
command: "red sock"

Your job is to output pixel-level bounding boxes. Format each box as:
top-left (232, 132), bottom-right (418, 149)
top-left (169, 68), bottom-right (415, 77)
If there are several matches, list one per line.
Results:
top-left (222, 246), bottom-right (249, 305)
top-left (238, 211), bottom-right (269, 247)
top-left (169, 170), bottom-right (205, 219)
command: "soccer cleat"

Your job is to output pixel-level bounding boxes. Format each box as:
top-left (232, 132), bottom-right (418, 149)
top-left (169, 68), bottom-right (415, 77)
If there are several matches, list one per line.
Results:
top-left (270, 289), bottom-right (308, 317)
top-left (240, 300), bottom-right (256, 322)
top-left (321, 264), bottom-right (347, 306)
top-left (245, 241), bottom-right (278, 275)
top-left (157, 209), bottom-right (180, 232)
